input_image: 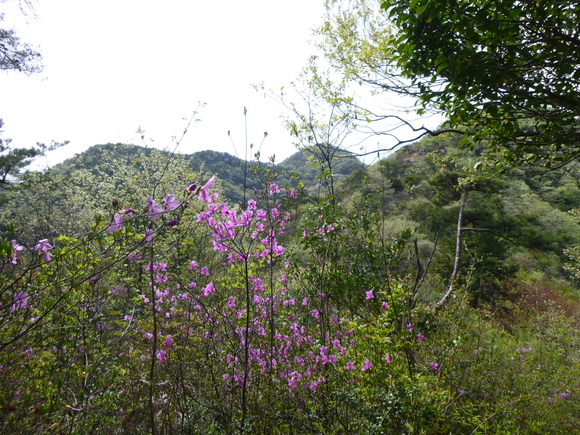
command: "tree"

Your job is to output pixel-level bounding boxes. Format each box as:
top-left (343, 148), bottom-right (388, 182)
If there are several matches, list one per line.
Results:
top-left (318, 0), bottom-right (580, 169)
top-left (0, 10), bottom-right (41, 73)
top-left (0, 4), bottom-right (49, 184)
top-left (0, 119), bottom-right (65, 184)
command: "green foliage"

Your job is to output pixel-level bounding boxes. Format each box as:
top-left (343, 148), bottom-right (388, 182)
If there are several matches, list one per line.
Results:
top-left (0, 12), bottom-right (42, 73)
top-left (379, 0), bottom-right (580, 168)
top-left (0, 119), bottom-right (66, 186)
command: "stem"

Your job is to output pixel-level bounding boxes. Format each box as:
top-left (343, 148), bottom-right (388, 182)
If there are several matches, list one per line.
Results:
top-left (240, 259), bottom-right (250, 432)
top-left (148, 245), bottom-right (157, 435)
top-left (437, 190), bottom-right (469, 308)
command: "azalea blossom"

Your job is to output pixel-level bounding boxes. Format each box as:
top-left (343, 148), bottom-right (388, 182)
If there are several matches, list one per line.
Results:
top-left (362, 359), bottom-right (373, 371)
top-left (163, 335), bottom-right (174, 350)
top-left (201, 283), bottom-right (215, 296)
top-left (164, 194), bottom-right (180, 211)
top-left (269, 183), bottom-right (280, 194)
top-left (156, 350), bottom-right (167, 364)
top-left (198, 176), bottom-right (215, 203)
top-left (10, 240), bottom-right (23, 265)
top-left (146, 197), bottom-right (164, 221)
top-left (34, 239), bottom-right (53, 263)
top-left (11, 292), bottom-right (29, 312)
top-left (105, 213), bottom-right (124, 232)
top-left (143, 229), bottom-right (155, 245)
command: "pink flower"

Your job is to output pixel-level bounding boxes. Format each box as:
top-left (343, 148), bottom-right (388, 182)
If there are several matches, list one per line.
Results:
top-left (164, 194), bottom-right (180, 211)
top-left (429, 362), bottom-right (439, 371)
top-left (385, 353), bottom-right (391, 364)
top-left (10, 292), bottom-right (29, 312)
top-left (362, 359), bottom-right (373, 371)
top-left (106, 213), bottom-right (124, 232)
top-left (142, 230), bottom-right (155, 245)
top-left (406, 324), bottom-right (413, 332)
top-left (198, 176), bottom-right (215, 203)
top-left (10, 240), bottom-right (23, 265)
top-left (346, 361), bottom-right (355, 370)
top-left (163, 335), bottom-right (174, 350)
top-left (146, 197), bottom-right (165, 221)
top-left (156, 350), bottom-right (167, 364)
top-left (365, 290), bottom-right (374, 300)
top-left (34, 239), bottom-right (53, 263)
top-left (417, 333), bottom-right (424, 342)
top-left (201, 283), bottom-right (215, 296)
top-left (269, 183), bottom-right (280, 194)
top-left (381, 302), bottom-right (389, 309)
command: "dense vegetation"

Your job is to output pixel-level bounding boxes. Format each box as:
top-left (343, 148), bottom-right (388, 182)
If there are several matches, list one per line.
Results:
top-left (1, 0), bottom-right (579, 433)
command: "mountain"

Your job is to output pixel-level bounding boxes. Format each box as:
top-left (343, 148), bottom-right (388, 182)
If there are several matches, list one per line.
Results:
top-left (51, 143), bottom-right (366, 203)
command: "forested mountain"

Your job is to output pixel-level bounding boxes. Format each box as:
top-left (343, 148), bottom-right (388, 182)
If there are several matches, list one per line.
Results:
top-left (50, 142), bottom-right (365, 204)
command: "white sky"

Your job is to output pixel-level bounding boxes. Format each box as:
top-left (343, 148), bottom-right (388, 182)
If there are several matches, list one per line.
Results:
top-left (0, 0), bottom-right (327, 167)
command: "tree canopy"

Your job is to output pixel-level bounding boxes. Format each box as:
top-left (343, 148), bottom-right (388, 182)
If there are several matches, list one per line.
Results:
top-left (0, 11), bottom-right (41, 73)
top-left (317, 0), bottom-right (580, 169)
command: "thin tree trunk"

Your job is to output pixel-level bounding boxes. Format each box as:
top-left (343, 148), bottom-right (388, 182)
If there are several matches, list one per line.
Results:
top-left (437, 190), bottom-right (468, 308)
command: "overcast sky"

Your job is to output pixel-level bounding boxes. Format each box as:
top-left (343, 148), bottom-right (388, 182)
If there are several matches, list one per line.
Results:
top-left (0, 0), bottom-right (327, 168)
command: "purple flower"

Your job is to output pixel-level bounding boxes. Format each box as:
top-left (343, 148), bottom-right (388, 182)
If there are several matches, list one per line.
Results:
top-left (417, 333), bottom-right (424, 342)
top-left (146, 197), bottom-right (165, 221)
top-left (365, 290), bottom-right (374, 300)
top-left (163, 335), bottom-right (174, 350)
top-left (11, 292), bottom-right (29, 312)
top-left (165, 219), bottom-right (179, 227)
top-left (346, 361), bottom-right (355, 370)
top-left (560, 390), bottom-right (570, 399)
top-left (381, 301), bottom-right (389, 309)
top-left (156, 350), bottom-right (167, 364)
top-left (385, 353), bottom-right (391, 364)
top-left (198, 176), bottom-right (215, 203)
top-left (34, 239), bottom-right (53, 263)
top-left (89, 276), bottom-right (100, 285)
top-left (142, 229), bottom-right (155, 245)
top-left (106, 213), bottom-right (123, 232)
top-left (10, 240), bottom-right (23, 265)
top-left (406, 324), bottom-right (413, 332)
top-left (164, 194), bottom-right (180, 211)
top-left (429, 362), bottom-right (439, 371)
top-left (458, 388), bottom-right (466, 396)
top-left (201, 283), bottom-right (215, 296)
top-left (269, 183), bottom-right (280, 194)
top-left (362, 359), bottom-right (373, 371)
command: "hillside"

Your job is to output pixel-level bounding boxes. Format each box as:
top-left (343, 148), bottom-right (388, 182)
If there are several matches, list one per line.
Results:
top-left (1, 133), bottom-right (579, 433)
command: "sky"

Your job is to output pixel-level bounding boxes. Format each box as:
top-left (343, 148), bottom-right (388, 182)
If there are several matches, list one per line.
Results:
top-left (0, 0), bottom-right (328, 168)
